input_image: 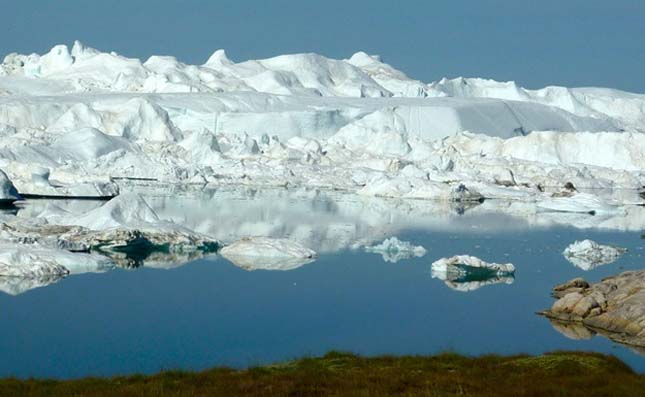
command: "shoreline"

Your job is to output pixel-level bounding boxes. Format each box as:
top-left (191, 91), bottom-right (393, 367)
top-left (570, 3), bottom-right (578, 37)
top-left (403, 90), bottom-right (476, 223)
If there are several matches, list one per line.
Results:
top-left (1, 351), bottom-right (643, 396)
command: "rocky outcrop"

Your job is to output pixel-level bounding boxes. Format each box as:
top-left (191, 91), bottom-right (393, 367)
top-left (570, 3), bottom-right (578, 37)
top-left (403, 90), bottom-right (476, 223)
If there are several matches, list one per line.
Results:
top-left (541, 271), bottom-right (645, 348)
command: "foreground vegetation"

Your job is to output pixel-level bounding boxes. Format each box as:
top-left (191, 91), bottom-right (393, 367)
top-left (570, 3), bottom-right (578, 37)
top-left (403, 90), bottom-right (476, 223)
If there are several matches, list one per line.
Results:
top-left (1, 351), bottom-right (643, 396)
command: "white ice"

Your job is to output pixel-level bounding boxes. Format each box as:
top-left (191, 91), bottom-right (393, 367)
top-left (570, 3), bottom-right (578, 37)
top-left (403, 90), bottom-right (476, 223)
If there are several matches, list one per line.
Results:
top-left (562, 239), bottom-right (627, 270)
top-left (220, 237), bottom-right (317, 271)
top-left (431, 255), bottom-right (516, 275)
top-left (364, 236), bottom-right (426, 263)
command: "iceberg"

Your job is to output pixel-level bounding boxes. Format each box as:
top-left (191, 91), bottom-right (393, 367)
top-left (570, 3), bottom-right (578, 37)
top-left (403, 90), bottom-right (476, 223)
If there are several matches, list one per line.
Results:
top-left (220, 237), bottom-right (316, 271)
top-left (431, 255), bottom-right (515, 291)
top-left (562, 239), bottom-right (627, 270)
top-left (364, 237), bottom-right (426, 263)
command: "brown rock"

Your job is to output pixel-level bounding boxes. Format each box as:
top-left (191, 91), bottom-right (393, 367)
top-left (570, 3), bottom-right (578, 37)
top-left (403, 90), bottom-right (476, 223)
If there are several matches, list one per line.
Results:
top-left (542, 270), bottom-right (645, 349)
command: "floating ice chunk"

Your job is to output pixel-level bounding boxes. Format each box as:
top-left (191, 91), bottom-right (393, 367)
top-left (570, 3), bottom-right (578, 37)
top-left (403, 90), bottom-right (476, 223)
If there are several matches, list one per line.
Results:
top-left (364, 236), bottom-right (426, 263)
top-left (0, 243), bottom-right (112, 278)
top-left (220, 237), bottom-right (316, 271)
top-left (562, 239), bottom-right (627, 270)
top-left (431, 255), bottom-right (515, 292)
top-left (0, 169), bottom-right (20, 205)
top-left (431, 255), bottom-right (515, 277)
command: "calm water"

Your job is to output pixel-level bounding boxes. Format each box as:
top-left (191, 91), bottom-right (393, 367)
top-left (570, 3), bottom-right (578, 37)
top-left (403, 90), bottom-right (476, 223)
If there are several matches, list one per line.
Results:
top-left (0, 189), bottom-right (643, 378)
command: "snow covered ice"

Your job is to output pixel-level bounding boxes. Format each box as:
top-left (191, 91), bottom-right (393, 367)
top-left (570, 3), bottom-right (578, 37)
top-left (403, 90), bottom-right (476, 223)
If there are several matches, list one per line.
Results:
top-left (0, 42), bottom-right (643, 208)
top-left (562, 239), bottom-right (627, 270)
top-left (0, 41), bottom-right (645, 290)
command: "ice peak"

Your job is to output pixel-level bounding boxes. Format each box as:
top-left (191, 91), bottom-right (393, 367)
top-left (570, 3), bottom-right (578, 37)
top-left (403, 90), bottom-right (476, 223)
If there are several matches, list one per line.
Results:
top-left (205, 49), bottom-right (232, 66)
top-left (347, 51), bottom-right (382, 66)
top-left (71, 40), bottom-right (100, 60)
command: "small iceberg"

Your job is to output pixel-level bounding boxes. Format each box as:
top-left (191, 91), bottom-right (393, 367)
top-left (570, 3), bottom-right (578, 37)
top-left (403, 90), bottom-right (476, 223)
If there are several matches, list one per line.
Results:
top-left (562, 239), bottom-right (627, 270)
top-left (431, 255), bottom-right (515, 292)
top-left (220, 237), bottom-right (316, 271)
top-left (364, 237), bottom-right (426, 263)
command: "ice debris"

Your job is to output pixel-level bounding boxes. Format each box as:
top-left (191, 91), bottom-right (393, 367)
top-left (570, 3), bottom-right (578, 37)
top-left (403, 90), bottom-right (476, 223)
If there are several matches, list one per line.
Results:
top-left (562, 239), bottom-right (627, 270)
top-left (364, 237), bottom-right (426, 263)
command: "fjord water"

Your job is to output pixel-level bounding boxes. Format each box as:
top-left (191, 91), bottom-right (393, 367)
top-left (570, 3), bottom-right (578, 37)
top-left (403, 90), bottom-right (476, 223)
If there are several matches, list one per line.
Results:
top-left (0, 190), bottom-right (643, 378)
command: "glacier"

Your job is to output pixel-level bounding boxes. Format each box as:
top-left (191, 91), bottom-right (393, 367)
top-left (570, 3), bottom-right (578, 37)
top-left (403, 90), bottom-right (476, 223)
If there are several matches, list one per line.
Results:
top-left (0, 42), bottom-right (644, 291)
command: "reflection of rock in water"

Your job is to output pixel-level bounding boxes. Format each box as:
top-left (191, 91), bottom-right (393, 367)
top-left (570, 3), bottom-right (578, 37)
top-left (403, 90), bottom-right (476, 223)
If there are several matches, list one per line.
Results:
top-left (547, 318), bottom-right (595, 340)
top-left (0, 274), bottom-right (65, 296)
top-left (431, 266), bottom-right (515, 292)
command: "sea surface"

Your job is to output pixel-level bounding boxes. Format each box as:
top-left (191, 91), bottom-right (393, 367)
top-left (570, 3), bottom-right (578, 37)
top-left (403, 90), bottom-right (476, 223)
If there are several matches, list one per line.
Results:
top-left (0, 188), bottom-right (643, 378)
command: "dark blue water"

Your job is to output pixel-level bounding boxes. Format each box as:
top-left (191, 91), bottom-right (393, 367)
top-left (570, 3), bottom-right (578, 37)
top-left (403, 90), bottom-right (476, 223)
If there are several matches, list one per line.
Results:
top-left (0, 223), bottom-right (643, 379)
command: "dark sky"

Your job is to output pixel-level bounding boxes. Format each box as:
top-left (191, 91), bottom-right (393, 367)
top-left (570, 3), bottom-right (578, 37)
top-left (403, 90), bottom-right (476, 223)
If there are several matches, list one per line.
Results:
top-left (2, 0), bottom-right (644, 92)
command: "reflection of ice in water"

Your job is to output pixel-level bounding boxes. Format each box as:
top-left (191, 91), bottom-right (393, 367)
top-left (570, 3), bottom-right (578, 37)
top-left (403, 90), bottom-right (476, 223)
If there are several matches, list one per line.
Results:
top-left (122, 185), bottom-right (645, 255)
top-left (0, 275), bottom-right (65, 296)
top-left (221, 237), bottom-right (316, 271)
top-left (2, 185), bottom-right (644, 296)
top-left (364, 237), bottom-right (426, 263)
top-left (431, 267), bottom-right (515, 292)
top-left (431, 256), bottom-right (515, 292)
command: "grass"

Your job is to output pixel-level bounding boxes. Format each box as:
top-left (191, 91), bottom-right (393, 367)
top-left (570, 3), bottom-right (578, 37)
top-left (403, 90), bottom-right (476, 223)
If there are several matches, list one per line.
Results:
top-left (0, 351), bottom-right (643, 396)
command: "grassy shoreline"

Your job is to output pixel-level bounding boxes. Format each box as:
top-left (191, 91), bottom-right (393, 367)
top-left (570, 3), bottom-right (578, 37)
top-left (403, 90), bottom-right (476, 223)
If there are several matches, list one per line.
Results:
top-left (1, 351), bottom-right (643, 396)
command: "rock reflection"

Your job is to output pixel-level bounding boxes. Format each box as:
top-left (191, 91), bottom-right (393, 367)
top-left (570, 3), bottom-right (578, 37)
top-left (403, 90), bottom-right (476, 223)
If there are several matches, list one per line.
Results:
top-left (547, 318), bottom-right (595, 340)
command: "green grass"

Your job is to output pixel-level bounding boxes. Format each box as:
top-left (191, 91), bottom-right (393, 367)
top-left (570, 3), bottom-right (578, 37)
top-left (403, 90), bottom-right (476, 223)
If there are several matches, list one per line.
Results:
top-left (1, 351), bottom-right (642, 396)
